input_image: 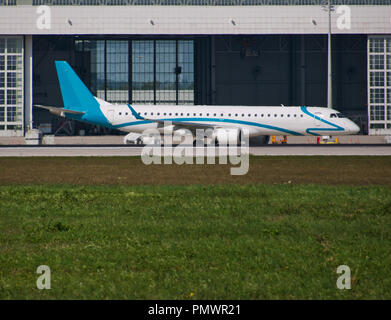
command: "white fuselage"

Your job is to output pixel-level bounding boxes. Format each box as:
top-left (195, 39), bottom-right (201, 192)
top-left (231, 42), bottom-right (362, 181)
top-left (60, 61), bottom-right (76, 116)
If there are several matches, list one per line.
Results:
top-left (96, 99), bottom-right (360, 137)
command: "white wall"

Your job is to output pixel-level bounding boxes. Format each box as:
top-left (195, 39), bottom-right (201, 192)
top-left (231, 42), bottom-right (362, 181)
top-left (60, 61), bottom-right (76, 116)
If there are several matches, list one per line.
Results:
top-left (0, 5), bottom-right (390, 35)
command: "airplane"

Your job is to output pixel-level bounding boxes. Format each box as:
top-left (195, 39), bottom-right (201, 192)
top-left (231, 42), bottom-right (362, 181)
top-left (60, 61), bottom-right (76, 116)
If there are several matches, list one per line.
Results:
top-left (35, 61), bottom-right (360, 145)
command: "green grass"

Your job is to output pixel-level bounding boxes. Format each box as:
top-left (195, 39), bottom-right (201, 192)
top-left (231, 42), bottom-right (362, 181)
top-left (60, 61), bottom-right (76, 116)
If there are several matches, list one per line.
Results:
top-left (1, 184), bottom-right (391, 299)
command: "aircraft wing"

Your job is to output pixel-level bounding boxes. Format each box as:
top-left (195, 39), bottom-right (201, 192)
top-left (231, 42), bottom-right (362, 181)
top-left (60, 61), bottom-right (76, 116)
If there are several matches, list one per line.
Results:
top-left (152, 118), bottom-right (215, 131)
top-left (34, 105), bottom-right (85, 116)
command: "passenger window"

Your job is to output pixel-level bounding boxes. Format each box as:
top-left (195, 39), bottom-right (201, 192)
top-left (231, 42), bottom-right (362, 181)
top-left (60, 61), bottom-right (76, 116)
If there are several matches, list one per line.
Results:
top-left (248, 114), bottom-right (251, 117)
top-left (281, 114), bottom-right (283, 117)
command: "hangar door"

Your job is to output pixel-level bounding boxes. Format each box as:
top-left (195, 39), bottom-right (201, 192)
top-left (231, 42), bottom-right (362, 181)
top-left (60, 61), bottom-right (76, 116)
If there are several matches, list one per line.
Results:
top-left (75, 39), bottom-right (194, 106)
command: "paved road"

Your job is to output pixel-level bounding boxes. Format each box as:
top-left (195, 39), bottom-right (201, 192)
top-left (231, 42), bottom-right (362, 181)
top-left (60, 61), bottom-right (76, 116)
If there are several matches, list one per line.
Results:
top-left (1, 145), bottom-right (391, 157)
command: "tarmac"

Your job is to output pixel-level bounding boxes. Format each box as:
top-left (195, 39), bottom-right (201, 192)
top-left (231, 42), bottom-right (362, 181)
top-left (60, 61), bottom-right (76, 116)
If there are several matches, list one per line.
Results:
top-left (0, 144), bottom-right (390, 157)
top-left (0, 135), bottom-right (390, 157)
top-left (0, 134), bottom-right (390, 146)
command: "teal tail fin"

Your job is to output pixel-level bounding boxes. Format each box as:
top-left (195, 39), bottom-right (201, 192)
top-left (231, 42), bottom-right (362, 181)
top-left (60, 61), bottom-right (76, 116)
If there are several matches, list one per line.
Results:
top-left (55, 61), bottom-right (110, 126)
top-left (55, 61), bottom-right (98, 112)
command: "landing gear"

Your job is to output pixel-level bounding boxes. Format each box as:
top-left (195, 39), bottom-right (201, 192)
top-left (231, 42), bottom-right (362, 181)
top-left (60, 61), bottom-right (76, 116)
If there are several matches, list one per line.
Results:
top-left (249, 135), bottom-right (270, 146)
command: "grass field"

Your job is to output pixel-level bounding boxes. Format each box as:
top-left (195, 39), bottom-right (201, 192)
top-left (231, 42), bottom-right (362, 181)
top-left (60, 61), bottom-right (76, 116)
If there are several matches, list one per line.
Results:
top-left (0, 156), bottom-right (391, 299)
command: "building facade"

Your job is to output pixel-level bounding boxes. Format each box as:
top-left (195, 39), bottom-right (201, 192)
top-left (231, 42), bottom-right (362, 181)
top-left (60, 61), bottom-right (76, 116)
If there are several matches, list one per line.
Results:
top-left (0, 0), bottom-right (391, 136)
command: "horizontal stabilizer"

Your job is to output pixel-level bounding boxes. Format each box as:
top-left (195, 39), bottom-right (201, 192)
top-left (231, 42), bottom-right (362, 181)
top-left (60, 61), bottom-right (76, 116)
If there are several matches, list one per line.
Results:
top-left (34, 105), bottom-right (85, 116)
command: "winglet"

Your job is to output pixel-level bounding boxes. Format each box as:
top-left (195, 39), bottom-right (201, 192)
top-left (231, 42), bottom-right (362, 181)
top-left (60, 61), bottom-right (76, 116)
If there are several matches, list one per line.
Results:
top-left (127, 104), bottom-right (145, 120)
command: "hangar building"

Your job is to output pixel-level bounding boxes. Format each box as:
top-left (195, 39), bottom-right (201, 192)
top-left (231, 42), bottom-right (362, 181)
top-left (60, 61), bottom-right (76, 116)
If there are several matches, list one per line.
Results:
top-left (0, 0), bottom-right (391, 137)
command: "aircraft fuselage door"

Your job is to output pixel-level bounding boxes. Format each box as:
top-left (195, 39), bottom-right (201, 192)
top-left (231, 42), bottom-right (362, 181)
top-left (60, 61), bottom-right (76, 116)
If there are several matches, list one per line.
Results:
top-left (107, 109), bottom-right (114, 123)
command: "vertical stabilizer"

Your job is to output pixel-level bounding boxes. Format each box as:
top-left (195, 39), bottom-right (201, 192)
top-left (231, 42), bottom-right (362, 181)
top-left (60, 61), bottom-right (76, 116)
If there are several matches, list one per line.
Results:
top-left (54, 61), bottom-right (110, 127)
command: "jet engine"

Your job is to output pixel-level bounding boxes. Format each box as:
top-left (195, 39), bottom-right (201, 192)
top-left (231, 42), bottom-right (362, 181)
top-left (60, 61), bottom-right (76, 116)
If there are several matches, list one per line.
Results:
top-left (211, 128), bottom-right (242, 146)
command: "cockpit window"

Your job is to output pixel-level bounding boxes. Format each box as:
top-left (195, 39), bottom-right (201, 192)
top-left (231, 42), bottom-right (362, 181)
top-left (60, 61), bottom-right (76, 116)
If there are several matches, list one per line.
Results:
top-left (330, 113), bottom-right (347, 118)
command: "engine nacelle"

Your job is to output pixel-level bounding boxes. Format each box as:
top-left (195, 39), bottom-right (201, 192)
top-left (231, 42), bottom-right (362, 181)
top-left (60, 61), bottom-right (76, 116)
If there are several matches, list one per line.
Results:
top-left (212, 128), bottom-right (242, 146)
top-left (249, 135), bottom-right (270, 146)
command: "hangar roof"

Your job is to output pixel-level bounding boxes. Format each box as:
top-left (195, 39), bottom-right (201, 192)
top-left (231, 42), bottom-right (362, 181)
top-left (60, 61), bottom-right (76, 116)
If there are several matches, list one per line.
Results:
top-left (0, 1), bottom-right (390, 35)
top-left (2, 0), bottom-right (391, 5)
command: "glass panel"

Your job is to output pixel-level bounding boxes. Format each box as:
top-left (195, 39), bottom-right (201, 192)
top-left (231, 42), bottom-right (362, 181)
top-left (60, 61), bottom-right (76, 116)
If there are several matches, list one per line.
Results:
top-left (6, 89), bottom-right (16, 104)
top-left (6, 72), bottom-right (16, 88)
top-left (370, 105), bottom-right (385, 121)
top-left (370, 55), bottom-right (384, 70)
top-left (370, 88), bottom-right (384, 104)
top-left (106, 40), bottom-right (128, 103)
top-left (0, 90), bottom-right (4, 105)
top-left (89, 40), bottom-right (105, 100)
top-left (132, 40), bottom-right (154, 104)
top-left (387, 106), bottom-right (391, 120)
top-left (369, 71), bottom-right (384, 87)
top-left (369, 38), bottom-right (384, 53)
top-left (6, 38), bottom-right (22, 54)
top-left (0, 56), bottom-right (4, 71)
top-left (7, 55), bottom-right (23, 71)
top-left (370, 123), bottom-right (385, 129)
top-left (0, 72), bottom-right (4, 87)
top-left (178, 40), bottom-right (194, 105)
top-left (0, 39), bottom-right (4, 54)
top-left (156, 40), bottom-right (176, 105)
top-left (0, 107), bottom-right (4, 122)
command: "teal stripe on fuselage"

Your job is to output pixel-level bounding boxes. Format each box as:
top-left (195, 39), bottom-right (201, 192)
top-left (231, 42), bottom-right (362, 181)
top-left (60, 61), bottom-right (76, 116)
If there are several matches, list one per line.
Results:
top-left (113, 117), bottom-right (304, 136)
top-left (300, 106), bottom-right (345, 136)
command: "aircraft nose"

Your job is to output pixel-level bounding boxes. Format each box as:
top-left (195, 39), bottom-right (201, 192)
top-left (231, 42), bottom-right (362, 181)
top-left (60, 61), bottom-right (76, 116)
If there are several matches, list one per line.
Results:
top-left (349, 121), bottom-right (360, 134)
